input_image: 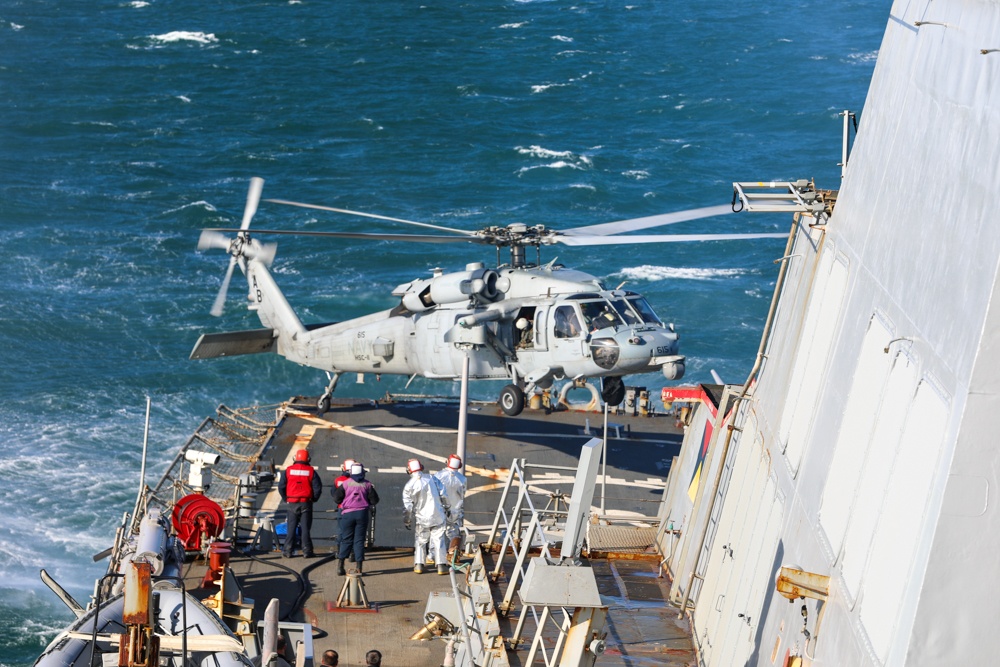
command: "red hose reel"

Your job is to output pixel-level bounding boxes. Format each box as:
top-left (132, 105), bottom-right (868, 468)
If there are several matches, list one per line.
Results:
top-left (171, 493), bottom-right (226, 551)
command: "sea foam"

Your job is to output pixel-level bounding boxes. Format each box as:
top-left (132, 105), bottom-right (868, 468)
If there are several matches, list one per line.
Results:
top-left (150, 31), bottom-right (218, 45)
top-left (614, 266), bottom-right (747, 281)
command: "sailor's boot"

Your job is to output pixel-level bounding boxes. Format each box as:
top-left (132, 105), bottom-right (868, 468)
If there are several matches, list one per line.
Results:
top-left (337, 559), bottom-right (346, 576)
top-left (448, 536), bottom-right (461, 559)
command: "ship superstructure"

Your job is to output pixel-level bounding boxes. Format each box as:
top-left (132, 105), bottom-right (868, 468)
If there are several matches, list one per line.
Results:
top-left (658, 1), bottom-right (1000, 664)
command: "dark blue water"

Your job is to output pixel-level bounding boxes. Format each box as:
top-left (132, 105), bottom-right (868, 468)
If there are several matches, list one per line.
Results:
top-left (0, 1), bottom-right (886, 662)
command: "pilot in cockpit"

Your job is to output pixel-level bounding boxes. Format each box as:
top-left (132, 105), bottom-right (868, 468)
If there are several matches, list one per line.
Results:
top-left (554, 305), bottom-right (582, 338)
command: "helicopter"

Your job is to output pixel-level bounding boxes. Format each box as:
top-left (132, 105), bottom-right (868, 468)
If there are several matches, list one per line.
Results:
top-left (193, 177), bottom-right (785, 415)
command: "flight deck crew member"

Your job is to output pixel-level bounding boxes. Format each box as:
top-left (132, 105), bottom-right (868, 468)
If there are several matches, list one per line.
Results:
top-left (279, 448), bottom-right (322, 558)
top-left (334, 458), bottom-right (356, 490)
top-left (333, 457), bottom-right (359, 562)
top-left (434, 454), bottom-right (467, 557)
top-left (402, 458), bottom-right (450, 574)
top-left (333, 462), bottom-right (379, 575)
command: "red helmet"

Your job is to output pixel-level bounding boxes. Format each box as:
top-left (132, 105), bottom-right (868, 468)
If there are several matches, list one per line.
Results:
top-left (407, 458), bottom-right (423, 473)
top-left (294, 449), bottom-right (310, 463)
top-left (447, 455), bottom-right (462, 470)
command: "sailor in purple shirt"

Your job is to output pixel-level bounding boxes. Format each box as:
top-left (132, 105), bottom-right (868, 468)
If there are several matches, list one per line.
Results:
top-left (332, 462), bottom-right (379, 576)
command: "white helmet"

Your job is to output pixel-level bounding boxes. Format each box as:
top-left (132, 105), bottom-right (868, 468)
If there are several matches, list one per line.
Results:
top-left (341, 458), bottom-right (356, 473)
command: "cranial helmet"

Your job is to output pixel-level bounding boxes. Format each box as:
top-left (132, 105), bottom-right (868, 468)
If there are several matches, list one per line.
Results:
top-left (294, 449), bottom-right (310, 463)
top-left (350, 463), bottom-right (364, 476)
top-left (342, 458), bottom-right (357, 473)
top-left (407, 458), bottom-right (423, 474)
top-left (447, 455), bottom-right (463, 470)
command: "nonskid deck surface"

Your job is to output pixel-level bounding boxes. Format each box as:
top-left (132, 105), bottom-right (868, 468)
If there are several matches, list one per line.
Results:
top-left (198, 398), bottom-right (695, 666)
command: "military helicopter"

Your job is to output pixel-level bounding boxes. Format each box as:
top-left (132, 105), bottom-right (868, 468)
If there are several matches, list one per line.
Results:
top-left (193, 178), bottom-right (785, 415)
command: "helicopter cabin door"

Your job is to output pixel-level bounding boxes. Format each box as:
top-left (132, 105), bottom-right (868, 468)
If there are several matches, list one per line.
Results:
top-left (550, 303), bottom-right (586, 364)
top-left (532, 307), bottom-right (547, 351)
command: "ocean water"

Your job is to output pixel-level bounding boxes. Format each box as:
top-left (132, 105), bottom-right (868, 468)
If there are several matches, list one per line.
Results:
top-left (0, 0), bottom-right (886, 662)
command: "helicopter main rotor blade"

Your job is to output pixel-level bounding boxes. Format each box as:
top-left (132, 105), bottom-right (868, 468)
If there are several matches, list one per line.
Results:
top-left (203, 228), bottom-right (484, 244)
top-left (561, 204), bottom-right (734, 237)
top-left (198, 230), bottom-right (231, 251)
top-left (211, 256), bottom-right (237, 317)
top-left (556, 231), bottom-right (787, 246)
top-left (264, 199), bottom-right (476, 237)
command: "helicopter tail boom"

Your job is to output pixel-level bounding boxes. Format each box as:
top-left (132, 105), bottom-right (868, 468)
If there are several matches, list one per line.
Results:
top-left (244, 259), bottom-right (309, 341)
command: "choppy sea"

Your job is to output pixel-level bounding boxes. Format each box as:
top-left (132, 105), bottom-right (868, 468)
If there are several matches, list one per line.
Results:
top-left (0, 0), bottom-right (887, 662)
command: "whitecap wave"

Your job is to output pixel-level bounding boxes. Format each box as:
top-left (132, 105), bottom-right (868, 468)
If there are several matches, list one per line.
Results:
top-left (551, 35), bottom-right (573, 42)
top-left (515, 145), bottom-right (592, 175)
top-left (499, 22), bottom-right (528, 29)
top-left (163, 200), bottom-right (216, 215)
top-left (531, 82), bottom-right (569, 93)
top-left (130, 1), bottom-right (149, 7)
top-left (517, 145), bottom-right (572, 159)
top-left (150, 31), bottom-right (218, 45)
top-left (613, 265), bottom-right (747, 281)
top-left (848, 49), bottom-right (878, 64)
top-left (623, 170), bottom-right (649, 180)
top-left (516, 161), bottom-right (584, 175)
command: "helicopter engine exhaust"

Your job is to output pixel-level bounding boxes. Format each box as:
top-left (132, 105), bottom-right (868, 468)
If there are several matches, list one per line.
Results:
top-left (396, 263), bottom-right (510, 312)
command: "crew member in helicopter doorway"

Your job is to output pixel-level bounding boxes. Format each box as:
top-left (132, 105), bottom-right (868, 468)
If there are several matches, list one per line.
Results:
top-left (279, 448), bottom-right (322, 558)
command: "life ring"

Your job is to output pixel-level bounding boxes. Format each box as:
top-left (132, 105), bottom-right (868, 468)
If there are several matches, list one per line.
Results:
top-left (557, 379), bottom-right (601, 412)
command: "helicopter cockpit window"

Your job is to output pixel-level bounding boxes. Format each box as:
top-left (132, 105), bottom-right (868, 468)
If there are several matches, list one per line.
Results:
top-left (553, 305), bottom-right (583, 339)
top-left (626, 296), bottom-right (663, 326)
top-left (610, 298), bottom-right (642, 325)
top-left (580, 300), bottom-right (623, 332)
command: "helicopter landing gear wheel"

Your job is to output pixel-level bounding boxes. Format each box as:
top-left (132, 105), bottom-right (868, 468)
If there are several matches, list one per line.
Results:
top-left (317, 371), bottom-right (341, 415)
top-left (601, 376), bottom-right (626, 406)
top-left (499, 384), bottom-right (525, 416)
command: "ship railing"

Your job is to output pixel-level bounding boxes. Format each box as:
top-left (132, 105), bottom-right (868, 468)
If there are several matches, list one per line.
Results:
top-left (147, 404), bottom-right (279, 514)
top-left (93, 404), bottom-right (281, 606)
top-left (479, 441), bottom-right (610, 667)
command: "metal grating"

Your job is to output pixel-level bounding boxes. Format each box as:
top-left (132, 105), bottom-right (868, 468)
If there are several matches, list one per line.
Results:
top-left (585, 524), bottom-right (658, 553)
top-left (147, 404), bottom-right (280, 513)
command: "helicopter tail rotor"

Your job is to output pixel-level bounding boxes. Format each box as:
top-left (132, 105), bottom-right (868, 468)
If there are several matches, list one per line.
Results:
top-left (210, 256), bottom-right (238, 317)
top-left (200, 178), bottom-right (276, 317)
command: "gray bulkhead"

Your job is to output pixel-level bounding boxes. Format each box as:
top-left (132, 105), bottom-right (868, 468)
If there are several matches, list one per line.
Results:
top-left (663, 2), bottom-right (1000, 666)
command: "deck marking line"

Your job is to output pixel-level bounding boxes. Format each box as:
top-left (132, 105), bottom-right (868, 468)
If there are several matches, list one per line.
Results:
top-left (365, 425), bottom-right (679, 444)
top-left (286, 409), bottom-right (501, 480)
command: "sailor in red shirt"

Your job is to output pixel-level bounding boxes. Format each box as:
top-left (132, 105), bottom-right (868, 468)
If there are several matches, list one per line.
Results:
top-left (334, 458), bottom-right (356, 491)
top-left (278, 448), bottom-right (322, 558)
